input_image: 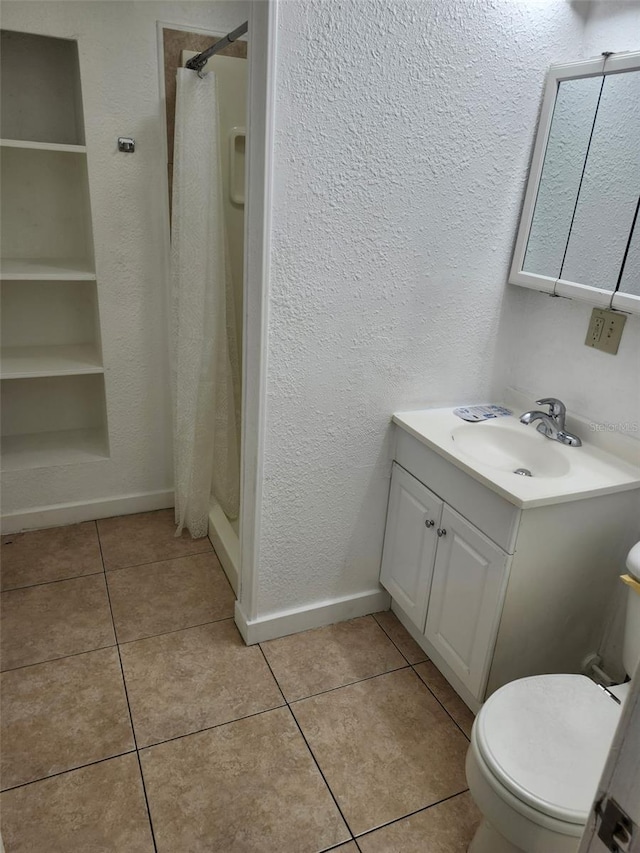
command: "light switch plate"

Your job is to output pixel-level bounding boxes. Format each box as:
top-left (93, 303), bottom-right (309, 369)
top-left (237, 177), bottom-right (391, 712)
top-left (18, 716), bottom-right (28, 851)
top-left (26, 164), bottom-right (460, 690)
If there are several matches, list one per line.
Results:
top-left (585, 308), bottom-right (626, 355)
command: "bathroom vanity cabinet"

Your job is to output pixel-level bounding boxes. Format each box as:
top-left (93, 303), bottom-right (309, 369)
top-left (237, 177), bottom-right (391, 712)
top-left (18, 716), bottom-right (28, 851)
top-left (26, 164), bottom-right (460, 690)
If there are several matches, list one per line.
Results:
top-left (380, 423), bottom-right (640, 712)
top-left (382, 462), bottom-right (509, 701)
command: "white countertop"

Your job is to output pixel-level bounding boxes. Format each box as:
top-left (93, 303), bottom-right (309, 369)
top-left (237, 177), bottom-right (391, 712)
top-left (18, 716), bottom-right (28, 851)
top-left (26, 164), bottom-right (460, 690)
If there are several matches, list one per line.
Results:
top-left (392, 407), bottom-right (640, 509)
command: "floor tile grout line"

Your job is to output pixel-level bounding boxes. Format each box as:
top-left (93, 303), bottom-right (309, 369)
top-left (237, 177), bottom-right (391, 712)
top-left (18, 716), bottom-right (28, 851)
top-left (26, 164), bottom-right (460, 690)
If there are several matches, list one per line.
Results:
top-left (371, 611), bottom-right (414, 663)
top-left (410, 665), bottom-right (472, 742)
top-left (285, 664), bottom-right (411, 705)
top-left (115, 614), bottom-right (236, 648)
top-left (98, 549), bottom-right (214, 574)
top-left (97, 518), bottom-right (107, 574)
top-left (136, 702), bottom-right (288, 752)
top-left (131, 748), bottom-right (159, 853)
top-left (1, 599), bottom-right (235, 675)
top-left (257, 646), bottom-right (358, 845)
top-left (1, 523), bottom-right (213, 589)
top-left (352, 787), bottom-right (471, 840)
top-left (93, 509), bottom-right (212, 572)
top-left (371, 611), bottom-right (428, 667)
top-left (370, 614), bottom-right (473, 743)
top-left (286, 721), bottom-right (357, 844)
top-left (348, 787), bottom-right (471, 843)
top-left (197, 536), bottom-right (236, 599)
top-left (120, 660), bottom-right (460, 757)
top-left (0, 568), bottom-right (105, 594)
top-left (2, 624), bottom-right (418, 739)
top-left (0, 749), bottom-right (137, 794)
top-left (213, 551), bottom-right (236, 597)
top-left (0, 642), bottom-right (119, 675)
top-left (287, 705), bottom-right (356, 843)
top-left (256, 644), bottom-right (287, 705)
top-left (322, 841), bottom-right (360, 853)
top-left (97, 531), bottom-right (159, 853)
top-left (2, 521), bottom-right (104, 593)
top-left (0, 530), bottom-right (219, 593)
top-left (111, 643), bottom-right (160, 852)
top-left (102, 547), bottom-right (226, 578)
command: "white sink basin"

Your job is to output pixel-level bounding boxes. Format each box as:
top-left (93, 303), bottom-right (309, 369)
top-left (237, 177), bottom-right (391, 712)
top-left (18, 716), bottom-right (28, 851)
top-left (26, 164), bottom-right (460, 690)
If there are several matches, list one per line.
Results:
top-left (451, 422), bottom-right (571, 478)
top-left (392, 407), bottom-right (640, 508)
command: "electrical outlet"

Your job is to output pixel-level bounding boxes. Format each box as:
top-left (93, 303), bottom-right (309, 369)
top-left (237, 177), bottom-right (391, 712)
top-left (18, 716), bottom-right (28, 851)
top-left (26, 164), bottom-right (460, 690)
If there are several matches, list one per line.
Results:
top-left (589, 314), bottom-right (605, 344)
top-left (585, 308), bottom-right (627, 355)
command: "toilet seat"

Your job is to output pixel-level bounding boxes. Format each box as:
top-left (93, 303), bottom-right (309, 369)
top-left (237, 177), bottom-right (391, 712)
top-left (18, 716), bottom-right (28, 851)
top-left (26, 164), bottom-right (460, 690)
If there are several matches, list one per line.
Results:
top-left (475, 674), bottom-right (621, 825)
top-left (467, 738), bottom-right (585, 850)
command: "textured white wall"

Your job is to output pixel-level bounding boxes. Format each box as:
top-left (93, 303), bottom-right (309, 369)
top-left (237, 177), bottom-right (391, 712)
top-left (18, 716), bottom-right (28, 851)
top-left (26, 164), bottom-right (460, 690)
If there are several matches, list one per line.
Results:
top-left (582, 0), bottom-right (640, 55)
top-left (255, 0), bottom-right (596, 617)
top-left (500, 289), bottom-right (640, 431)
top-left (1, 1), bottom-right (247, 516)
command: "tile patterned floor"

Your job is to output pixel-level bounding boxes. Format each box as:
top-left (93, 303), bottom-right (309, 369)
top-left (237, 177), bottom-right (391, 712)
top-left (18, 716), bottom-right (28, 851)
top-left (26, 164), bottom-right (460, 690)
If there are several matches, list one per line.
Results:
top-left (0, 511), bottom-right (480, 852)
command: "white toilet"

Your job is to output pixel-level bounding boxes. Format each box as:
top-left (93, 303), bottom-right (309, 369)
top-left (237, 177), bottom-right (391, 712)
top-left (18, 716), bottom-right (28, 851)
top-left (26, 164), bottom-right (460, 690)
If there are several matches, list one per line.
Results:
top-left (466, 541), bottom-right (640, 853)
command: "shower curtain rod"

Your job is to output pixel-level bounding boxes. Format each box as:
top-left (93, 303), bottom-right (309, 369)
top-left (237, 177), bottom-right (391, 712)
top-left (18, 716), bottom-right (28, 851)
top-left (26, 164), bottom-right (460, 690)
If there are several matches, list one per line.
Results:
top-left (185, 21), bottom-right (248, 73)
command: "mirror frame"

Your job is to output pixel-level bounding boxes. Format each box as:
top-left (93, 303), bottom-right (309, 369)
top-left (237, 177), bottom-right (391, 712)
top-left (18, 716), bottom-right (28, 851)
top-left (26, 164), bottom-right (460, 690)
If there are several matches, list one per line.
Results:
top-left (510, 51), bottom-right (640, 314)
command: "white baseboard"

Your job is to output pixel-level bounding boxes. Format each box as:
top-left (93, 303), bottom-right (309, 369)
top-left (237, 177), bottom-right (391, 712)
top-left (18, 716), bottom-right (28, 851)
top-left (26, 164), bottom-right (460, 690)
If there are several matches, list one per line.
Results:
top-left (234, 587), bottom-right (391, 645)
top-left (1, 490), bottom-right (174, 534)
top-left (208, 501), bottom-right (239, 595)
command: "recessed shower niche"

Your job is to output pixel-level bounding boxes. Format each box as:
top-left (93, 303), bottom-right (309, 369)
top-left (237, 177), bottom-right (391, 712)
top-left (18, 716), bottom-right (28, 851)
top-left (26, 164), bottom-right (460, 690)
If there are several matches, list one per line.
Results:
top-left (0, 29), bottom-right (109, 470)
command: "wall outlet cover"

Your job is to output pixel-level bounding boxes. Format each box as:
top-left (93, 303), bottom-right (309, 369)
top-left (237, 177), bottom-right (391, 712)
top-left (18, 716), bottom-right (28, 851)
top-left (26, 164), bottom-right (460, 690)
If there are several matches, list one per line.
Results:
top-left (585, 308), bottom-right (627, 355)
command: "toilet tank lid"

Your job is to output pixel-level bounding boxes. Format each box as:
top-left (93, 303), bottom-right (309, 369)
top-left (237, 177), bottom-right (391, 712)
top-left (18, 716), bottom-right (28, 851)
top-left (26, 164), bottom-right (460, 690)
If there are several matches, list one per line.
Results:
top-left (627, 541), bottom-right (640, 581)
top-left (475, 674), bottom-right (621, 825)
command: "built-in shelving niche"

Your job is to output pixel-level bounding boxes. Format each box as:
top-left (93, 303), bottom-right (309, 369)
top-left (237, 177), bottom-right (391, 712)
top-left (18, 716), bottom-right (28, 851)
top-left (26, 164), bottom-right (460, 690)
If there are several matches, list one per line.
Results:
top-left (0, 145), bottom-right (95, 277)
top-left (0, 30), bottom-right (85, 147)
top-left (1, 280), bottom-right (103, 379)
top-left (0, 30), bottom-right (110, 471)
top-left (1, 375), bottom-right (109, 471)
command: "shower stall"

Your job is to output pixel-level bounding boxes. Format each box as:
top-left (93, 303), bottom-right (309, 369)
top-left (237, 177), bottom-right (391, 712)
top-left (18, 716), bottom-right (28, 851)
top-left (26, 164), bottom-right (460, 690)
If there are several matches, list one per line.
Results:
top-left (186, 47), bottom-right (246, 595)
top-left (165, 24), bottom-right (248, 595)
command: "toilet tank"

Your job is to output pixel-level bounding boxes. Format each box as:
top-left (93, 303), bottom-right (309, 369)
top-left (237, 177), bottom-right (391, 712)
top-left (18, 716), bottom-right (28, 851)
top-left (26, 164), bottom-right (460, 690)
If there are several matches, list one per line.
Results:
top-left (624, 586), bottom-right (640, 678)
top-left (623, 542), bottom-right (640, 678)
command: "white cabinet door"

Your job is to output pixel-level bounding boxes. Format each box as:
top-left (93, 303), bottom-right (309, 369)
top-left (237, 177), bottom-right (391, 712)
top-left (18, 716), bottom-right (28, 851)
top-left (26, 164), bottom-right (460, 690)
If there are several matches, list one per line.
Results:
top-left (424, 505), bottom-right (510, 699)
top-left (380, 463), bottom-right (443, 630)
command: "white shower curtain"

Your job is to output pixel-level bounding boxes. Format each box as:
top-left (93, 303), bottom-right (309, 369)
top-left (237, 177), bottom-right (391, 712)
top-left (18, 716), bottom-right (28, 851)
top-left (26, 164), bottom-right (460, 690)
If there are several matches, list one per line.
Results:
top-left (171, 68), bottom-right (241, 538)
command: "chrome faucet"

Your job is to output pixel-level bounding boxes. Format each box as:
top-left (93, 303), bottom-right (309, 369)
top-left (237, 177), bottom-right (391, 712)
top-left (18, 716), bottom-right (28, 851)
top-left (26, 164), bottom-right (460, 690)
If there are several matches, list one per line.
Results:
top-left (520, 397), bottom-right (582, 447)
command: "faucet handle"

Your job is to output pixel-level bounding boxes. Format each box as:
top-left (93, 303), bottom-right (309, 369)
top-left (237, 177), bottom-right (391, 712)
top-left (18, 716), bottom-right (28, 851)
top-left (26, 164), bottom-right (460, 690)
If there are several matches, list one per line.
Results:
top-left (536, 397), bottom-right (566, 418)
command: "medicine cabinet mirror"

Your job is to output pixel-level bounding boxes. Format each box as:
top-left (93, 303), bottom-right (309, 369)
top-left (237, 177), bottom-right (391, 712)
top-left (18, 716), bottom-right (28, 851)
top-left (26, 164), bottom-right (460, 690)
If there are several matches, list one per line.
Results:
top-left (510, 52), bottom-right (640, 314)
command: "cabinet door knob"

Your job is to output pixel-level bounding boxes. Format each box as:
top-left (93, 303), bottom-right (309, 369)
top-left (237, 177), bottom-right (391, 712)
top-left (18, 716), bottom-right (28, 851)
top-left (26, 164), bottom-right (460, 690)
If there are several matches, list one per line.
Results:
top-left (437, 528), bottom-right (447, 537)
top-left (425, 519), bottom-right (435, 528)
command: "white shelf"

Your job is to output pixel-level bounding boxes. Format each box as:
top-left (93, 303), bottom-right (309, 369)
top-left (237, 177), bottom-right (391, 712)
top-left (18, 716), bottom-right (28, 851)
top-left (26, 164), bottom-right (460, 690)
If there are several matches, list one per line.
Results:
top-left (0, 138), bottom-right (87, 154)
top-left (0, 258), bottom-right (96, 281)
top-left (1, 428), bottom-right (109, 471)
top-left (1, 345), bottom-right (103, 379)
